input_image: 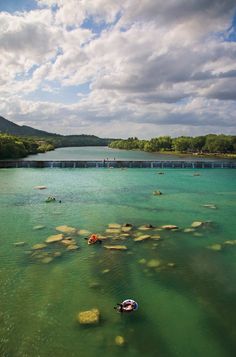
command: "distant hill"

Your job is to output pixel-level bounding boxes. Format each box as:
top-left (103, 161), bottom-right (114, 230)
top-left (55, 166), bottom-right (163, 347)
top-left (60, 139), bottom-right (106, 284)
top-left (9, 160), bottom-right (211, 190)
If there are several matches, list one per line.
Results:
top-left (0, 116), bottom-right (112, 146)
top-left (0, 116), bottom-right (56, 137)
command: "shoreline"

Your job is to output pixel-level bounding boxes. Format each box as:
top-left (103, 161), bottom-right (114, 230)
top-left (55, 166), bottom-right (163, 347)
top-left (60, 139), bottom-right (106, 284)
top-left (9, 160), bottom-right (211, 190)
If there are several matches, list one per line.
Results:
top-left (159, 151), bottom-right (236, 160)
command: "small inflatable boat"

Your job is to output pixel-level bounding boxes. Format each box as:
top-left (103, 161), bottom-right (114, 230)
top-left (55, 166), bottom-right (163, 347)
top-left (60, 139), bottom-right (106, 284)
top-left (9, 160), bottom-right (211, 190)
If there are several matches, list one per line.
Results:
top-left (45, 196), bottom-right (56, 203)
top-left (115, 299), bottom-right (138, 313)
top-left (88, 234), bottom-right (101, 245)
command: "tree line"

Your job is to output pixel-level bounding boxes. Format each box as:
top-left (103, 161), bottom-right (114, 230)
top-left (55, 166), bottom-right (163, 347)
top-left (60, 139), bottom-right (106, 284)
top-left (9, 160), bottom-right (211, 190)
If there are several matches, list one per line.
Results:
top-left (109, 135), bottom-right (236, 154)
top-left (0, 134), bottom-right (54, 159)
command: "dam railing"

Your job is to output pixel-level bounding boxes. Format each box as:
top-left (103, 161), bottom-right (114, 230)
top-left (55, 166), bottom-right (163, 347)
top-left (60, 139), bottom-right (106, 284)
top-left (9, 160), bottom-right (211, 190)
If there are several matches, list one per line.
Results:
top-left (0, 160), bottom-right (235, 169)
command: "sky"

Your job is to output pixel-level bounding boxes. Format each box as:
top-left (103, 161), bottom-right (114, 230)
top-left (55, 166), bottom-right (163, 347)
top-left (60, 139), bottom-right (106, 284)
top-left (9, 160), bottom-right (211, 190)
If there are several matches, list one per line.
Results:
top-left (0, 0), bottom-right (236, 138)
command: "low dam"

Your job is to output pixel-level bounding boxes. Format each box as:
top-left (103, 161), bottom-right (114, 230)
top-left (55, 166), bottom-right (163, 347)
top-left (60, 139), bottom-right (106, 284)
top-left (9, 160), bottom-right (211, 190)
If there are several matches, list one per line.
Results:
top-left (0, 160), bottom-right (235, 169)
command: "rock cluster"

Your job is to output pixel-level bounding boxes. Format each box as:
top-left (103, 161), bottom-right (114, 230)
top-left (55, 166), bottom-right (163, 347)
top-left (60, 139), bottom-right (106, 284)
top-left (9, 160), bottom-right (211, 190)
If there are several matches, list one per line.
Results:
top-left (18, 218), bottom-right (217, 266)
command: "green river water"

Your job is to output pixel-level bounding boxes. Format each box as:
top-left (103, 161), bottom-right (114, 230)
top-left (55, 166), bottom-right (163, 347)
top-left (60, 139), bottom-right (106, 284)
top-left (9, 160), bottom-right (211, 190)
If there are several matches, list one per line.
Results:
top-left (0, 167), bottom-right (236, 357)
top-left (23, 146), bottom-right (228, 161)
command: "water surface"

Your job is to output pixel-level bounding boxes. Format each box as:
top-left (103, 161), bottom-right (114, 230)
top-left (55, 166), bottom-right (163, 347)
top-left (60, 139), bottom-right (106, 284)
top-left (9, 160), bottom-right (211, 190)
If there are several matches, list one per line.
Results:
top-left (23, 146), bottom-right (230, 161)
top-left (0, 168), bottom-right (236, 357)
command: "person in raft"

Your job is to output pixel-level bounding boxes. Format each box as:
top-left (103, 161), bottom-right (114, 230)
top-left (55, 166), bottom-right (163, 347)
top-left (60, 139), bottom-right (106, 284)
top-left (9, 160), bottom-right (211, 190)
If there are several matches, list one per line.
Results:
top-left (114, 300), bottom-right (138, 313)
top-left (87, 234), bottom-right (102, 245)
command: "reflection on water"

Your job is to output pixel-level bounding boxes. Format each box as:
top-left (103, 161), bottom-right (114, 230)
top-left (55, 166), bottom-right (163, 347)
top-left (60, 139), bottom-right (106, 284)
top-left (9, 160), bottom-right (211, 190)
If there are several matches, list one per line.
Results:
top-left (0, 168), bottom-right (236, 357)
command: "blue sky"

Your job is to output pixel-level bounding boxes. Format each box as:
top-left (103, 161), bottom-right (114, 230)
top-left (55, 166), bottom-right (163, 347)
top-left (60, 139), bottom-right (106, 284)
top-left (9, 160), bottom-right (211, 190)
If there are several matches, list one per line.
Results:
top-left (0, 0), bottom-right (235, 138)
top-left (0, 0), bottom-right (38, 12)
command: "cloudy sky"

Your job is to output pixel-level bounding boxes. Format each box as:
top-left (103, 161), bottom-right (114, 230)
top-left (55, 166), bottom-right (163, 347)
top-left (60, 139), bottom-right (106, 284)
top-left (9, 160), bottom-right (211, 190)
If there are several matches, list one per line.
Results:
top-left (0, 0), bottom-right (236, 138)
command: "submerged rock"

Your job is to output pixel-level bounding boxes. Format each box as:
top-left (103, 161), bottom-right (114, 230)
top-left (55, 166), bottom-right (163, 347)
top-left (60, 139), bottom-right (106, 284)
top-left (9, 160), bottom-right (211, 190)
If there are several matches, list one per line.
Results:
top-left (183, 228), bottom-right (196, 233)
top-left (224, 240), bottom-right (236, 245)
top-left (41, 257), bottom-right (54, 264)
top-left (138, 225), bottom-right (155, 231)
top-left (203, 204), bottom-right (217, 209)
top-left (146, 259), bottom-right (161, 268)
top-left (108, 223), bottom-right (121, 229)
top-left (89, 282), bottom-right (101, 289)
top-left (207, 244), bottom-right (222, 251)
top-left (193, 232), bottom-right (203, 237)
top-left (31, 251), bottom-right (48, 259)
top-left (112, 236), bottom-right (125, 241)
top-left (150, 234), bottom-right (161, 240)
top-left (121, 226), bottom-right (132, 232)
top-left (115, 336), bottom-right (125, 346)
top-left (106, 228), bottom-right (121, 234)
top-left (134, 235), bottom-right (151, 242)
top-left (102, 269), bottom-right (110, 274)
top-left (153, 191), bottom-right (162, 196)
top-left (61, 238), bottom-right (76, 246)
top-left (191, 221), bottom-right (203, 228)
top-left (66, 244), bottom-right (79, 251)
top-left (138, 258), bottom-right (147, 264)
top-left (13, 241), bottom-right (26, 246)
top-left (78, 229), bottom-right (91, 235)
top-left (104, 245), bottom-right (127, 250)
top-left (45, 234), bottom-right (64, 243)
top-left (55, 225), bottom-right (77, 234)
top-left (32, 243), bottom-right (47, 250)
top-left (167, 262), bottom-right (176, 267)
top-left (97, 235), bottom-right (109, 241)
top-left (161, 225), bottom-right (178, 230)
top-left (33, 225), bottom-right (45, 230)
top-left (77, 309), bottom-right (100, 325)
top-left (53, 251), bottom-right (62, 257)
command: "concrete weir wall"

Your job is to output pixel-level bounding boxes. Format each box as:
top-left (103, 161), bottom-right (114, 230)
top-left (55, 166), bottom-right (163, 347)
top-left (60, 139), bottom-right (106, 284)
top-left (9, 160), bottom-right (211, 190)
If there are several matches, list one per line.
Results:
top-left (0, 160), bottom-right (236, 169)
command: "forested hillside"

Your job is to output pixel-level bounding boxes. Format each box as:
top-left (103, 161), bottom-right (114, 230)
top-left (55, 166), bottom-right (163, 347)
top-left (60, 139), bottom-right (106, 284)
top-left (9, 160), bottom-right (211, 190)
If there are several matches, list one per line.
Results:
top-left (0, 116), bottom-right (112, 148)
top-left (0, 134), bottom-right (54, 159)
top-left (109, 135), bottom-right (236, 154)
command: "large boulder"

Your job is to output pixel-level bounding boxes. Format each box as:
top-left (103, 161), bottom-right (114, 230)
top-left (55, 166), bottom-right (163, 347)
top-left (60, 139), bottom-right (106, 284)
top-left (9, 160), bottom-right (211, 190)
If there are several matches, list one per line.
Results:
top-left (77, 309), bottom-right (100, 325)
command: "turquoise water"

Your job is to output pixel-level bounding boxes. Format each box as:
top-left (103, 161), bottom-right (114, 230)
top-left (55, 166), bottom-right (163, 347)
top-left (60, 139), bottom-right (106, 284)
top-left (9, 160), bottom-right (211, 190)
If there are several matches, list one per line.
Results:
top-left (23, 146), bottom-right (229, 161)
top-left (0, 168), bottom-right (236, 357)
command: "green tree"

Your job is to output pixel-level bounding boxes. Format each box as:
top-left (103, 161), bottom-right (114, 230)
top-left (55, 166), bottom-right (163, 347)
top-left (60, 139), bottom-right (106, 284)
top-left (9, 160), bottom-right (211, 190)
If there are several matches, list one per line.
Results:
top-left (173, 137), bottom-right (192, 152)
